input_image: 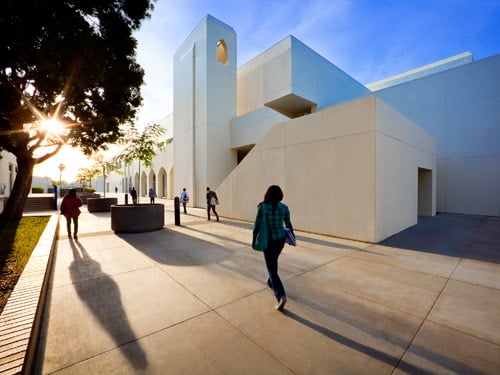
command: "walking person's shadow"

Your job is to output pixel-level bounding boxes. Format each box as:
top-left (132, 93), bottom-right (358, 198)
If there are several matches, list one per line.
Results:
top-left (69, 240), bottom-right (147, 369)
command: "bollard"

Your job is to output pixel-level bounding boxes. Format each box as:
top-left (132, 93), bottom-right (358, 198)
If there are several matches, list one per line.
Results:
top-left (174, 196), bottom-right (180, 226)
top-left (53, 185), bottom-right (58, 210)
top-left (125, 193), bottom-right (129, 205)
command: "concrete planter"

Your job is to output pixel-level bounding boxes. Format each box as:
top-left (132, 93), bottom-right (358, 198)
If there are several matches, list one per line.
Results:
top-left (87, 197), bottom-right (118, 212)
top-left (78, 192), bottom-right (101, 204)
top-left (111, 204), bottom-right (164, 233)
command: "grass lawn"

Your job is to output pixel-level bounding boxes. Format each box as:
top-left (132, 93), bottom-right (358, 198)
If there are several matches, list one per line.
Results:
top-left (0, 216), bottom-right (50, 314)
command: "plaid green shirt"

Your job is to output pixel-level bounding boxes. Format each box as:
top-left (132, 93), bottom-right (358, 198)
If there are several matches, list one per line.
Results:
top-left (253, 202), bottom-right (293, 241)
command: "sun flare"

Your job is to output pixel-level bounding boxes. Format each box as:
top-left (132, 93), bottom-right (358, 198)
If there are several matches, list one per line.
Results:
top-left (39, 118), bottom-right (65, 136)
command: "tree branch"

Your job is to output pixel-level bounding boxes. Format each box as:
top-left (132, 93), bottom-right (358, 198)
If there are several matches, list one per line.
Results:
top-left (34, 143), bottom-right (64, 164)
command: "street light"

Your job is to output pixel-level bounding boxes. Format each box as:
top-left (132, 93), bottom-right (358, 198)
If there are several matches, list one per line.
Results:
top-left (58, 163), bottom-right (65, 194)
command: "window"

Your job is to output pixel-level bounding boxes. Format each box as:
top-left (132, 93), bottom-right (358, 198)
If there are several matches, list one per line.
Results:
top-left (216, 39), bottom-right (228, 64)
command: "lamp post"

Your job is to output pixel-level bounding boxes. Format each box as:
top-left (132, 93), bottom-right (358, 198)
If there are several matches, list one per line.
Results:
top-left (58, 163), bottom-right (65, 196)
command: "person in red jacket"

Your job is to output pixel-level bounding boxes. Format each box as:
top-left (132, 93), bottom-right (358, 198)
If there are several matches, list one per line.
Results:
top-left (60, 189), bottom-right (83, 240)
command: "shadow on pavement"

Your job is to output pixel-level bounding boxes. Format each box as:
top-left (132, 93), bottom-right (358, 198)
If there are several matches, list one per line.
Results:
top-left (283, 308), bottom-right (483, 374)
top-left (379, 213), bottom-right (500, 263)
top-left (117, 228), bottom-right (232, 267)
top-left (69, 239), bottom-right (148, 369)
top-left (189, 218), bottom-right (364, 252)
top-left (283, 309), bottom-right (432, 374)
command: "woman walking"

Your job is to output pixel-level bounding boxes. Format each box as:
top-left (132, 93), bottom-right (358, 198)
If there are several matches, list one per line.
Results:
top-left (253, 185), bottom-right (294, 311)
top-left (60, 189), bottom-right (83, 240)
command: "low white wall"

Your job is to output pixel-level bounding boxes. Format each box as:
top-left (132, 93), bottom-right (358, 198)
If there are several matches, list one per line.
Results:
top-left (375, 99), bottom-right (436, 241)
top-left (217, 96), bottom-right (435, 243)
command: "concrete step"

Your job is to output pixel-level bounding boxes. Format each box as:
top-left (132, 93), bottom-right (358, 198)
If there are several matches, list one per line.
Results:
top-left (23, 196), bottom-right (55, 212)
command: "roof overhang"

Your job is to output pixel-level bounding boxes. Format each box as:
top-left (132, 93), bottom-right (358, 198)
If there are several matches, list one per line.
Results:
top-left (265, 93), bottom-right (317, 118)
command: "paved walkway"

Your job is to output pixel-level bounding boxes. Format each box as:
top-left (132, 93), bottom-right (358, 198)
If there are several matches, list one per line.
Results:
top-left (33, 198), bottom-right (500, 374)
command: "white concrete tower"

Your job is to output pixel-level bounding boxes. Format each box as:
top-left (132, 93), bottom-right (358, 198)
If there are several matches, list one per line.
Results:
top-left (173, 15), bottom-right (237, 207)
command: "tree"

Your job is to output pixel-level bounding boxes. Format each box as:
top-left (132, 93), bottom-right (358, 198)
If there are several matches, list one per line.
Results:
top-left (91, 153), bottom-right (121, 197)
top-left (0, 0), bottom-right (155, 220)
top-left (75, 167), bottom-right (100, 189)
top-left (113, 123), bottom-right (168, 202)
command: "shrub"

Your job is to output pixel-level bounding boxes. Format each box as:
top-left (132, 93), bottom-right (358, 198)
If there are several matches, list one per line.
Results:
top-left (31, 186), bottom-right (44, 193)
top-left (83, 186), bottom-right (96, 193)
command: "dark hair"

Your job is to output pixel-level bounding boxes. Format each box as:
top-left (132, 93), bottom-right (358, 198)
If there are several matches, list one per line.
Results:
top-left (263, 185), bottom-right (283, 207)
top-left (68, 188), bottom-right (77, 197)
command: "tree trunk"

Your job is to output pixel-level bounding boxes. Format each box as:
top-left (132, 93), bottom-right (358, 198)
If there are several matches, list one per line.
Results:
top-left (137, 160), bottom-right (141, 204)
top-left (0, 156), bottom-right (36, 221)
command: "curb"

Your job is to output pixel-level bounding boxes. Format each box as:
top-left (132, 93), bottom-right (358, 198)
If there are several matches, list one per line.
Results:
top-left (0, 214), bottom-right (59, 375)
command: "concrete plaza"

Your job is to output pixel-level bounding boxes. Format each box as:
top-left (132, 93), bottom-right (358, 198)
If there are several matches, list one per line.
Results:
top-left (33, 197), bottom-right (500, 374)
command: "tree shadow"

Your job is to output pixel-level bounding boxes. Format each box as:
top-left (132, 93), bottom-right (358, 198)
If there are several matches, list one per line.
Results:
top-left (69, 239), bottom-right (147, 369)
top-left (0, 217), bottom-right (21, 268)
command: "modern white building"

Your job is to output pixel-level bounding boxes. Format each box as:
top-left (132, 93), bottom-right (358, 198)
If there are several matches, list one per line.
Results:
top-left (12, 14), bottom-right (499, 241)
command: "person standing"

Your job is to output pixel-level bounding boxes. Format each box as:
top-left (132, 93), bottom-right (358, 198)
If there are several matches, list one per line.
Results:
top-left (148, 187), bottom-right (156, 204)
top-left (60, 189), bottom-right (83, 240)
top-left (252, 185), bottom-right (294, 311)
top-left (130, 186), bottom-right (137, 204)
top-left (206, 187), bottom-right (219, 221)
top-left (180, 188), bottom-right (189, 214)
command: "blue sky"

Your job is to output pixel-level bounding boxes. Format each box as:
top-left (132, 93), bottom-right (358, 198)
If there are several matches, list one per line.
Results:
top-left (133, 0), bottom-right (500, 125)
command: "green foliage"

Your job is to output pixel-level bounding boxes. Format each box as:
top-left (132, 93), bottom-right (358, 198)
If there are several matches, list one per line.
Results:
top-left (83, 186), bottom-right (96, 193)
top-left (31, 186), bottom-right (44, 193)
top-left (75, 167), bottom-right (100, 188)
top-left (0, 0), bottom-right (155, 155)
top-left (114, 123), bottom-right (167, 168)
top-left (0, 0), bottom-right (155, 220)
top-left (91, 153), bottom-right (121, 177)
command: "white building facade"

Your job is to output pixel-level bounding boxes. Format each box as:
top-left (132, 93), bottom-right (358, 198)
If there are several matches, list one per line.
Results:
top-left (111, 14), bottom-right (500, 241)
top-left (169, 15), bottom-right (437, 242)
top-left (11, 14), bottom-right (498, 241)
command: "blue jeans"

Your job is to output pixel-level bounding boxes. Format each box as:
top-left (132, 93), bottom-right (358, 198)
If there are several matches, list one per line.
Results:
top-left (264, 238), bottom-right (286, 302)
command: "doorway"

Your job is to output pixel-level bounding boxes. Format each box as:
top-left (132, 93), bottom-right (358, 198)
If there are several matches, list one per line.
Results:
top-left (418, 168), bottom-right (433, 216)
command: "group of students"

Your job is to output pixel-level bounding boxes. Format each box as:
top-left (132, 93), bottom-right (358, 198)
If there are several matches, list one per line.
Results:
top-left (60, 184), bottom-right (294, 311)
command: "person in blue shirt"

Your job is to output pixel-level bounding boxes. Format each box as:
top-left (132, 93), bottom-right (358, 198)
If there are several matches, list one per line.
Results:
top-left (253, 185), bottom-right (294, 311)
top-left (180, 188), bottom-right (189, 214)
top-left (148, 188), bottom-right (156, 204)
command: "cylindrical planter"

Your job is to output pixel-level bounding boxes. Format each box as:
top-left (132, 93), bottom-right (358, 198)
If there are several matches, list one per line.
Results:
top-left (87, 197), bottom-right (118, 212)
top-left (79, 193), bottom-right (101, 204)
top-left (111, 204), bottom-right (164, 233)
